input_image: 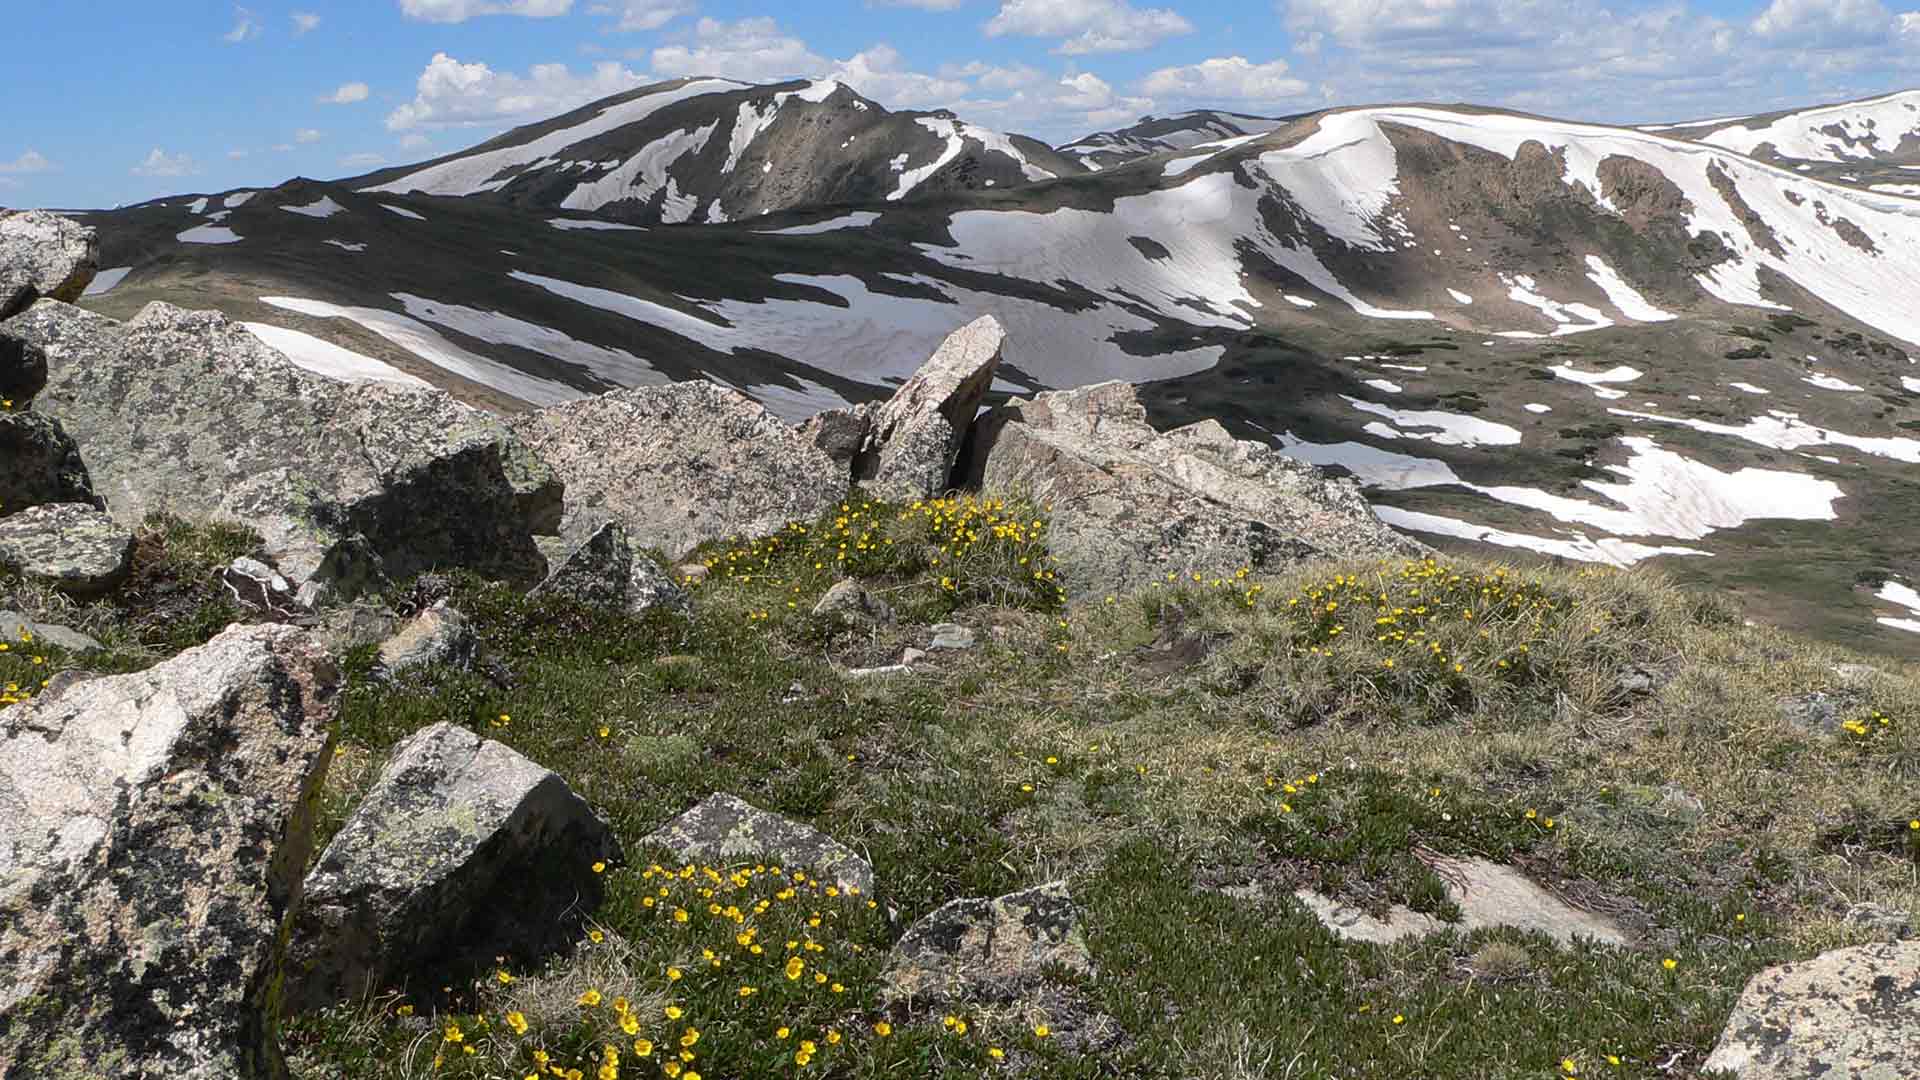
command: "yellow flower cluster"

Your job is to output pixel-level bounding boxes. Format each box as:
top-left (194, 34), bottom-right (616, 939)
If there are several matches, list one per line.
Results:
top-left (1839, 709), bottom-right (1895, 738)
top-left (0, 626), bottom-right (50, 707)
top-left (1279, 560), bottom-right (1553, 675)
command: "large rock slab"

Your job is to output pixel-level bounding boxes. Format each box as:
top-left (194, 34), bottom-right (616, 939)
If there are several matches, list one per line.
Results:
top-left (1292, 857), bottom-right (1627, 947)
top-left (0, 609), bottom-right (103, 653)
top-left (0, 410), bottom-right (97, 517)
top-left (0, 501), bottom-right (133, 595)
top-left (853, 315), bottom-right (1004, 500)
top-left (1704, 940), bottom-right (1920, 1078)
top-left (530, 520), bottom-right (690, 617)
top-left (883, 881), bottom-right (1093, 1005)
top-left (0, 624), bottom-right (339, 1079)
top-left (507, 380), bottom-right (845, 560)
top-left (0, 210), bottom-right (98, 320)
top-left (28, 301), bottom-right (561, 604)
top-left (643, 792), bottom-right (873, 896)
top-left (967, 381), bottom-right (1425, 593)
top-left (287, 722), bottom-right (621, 1012)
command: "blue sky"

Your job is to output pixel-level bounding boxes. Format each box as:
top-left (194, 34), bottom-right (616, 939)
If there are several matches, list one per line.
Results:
top-left (5, 0), bottom-right (1916, 209)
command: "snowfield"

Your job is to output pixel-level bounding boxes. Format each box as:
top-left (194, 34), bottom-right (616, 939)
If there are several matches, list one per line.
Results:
top-left (242, 322), bottom-right (431, 387)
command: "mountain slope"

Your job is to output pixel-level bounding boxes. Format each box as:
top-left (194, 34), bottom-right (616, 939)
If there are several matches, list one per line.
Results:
top-left (1644, 89), bottom-right (1920, 165)
top-left (1059, 109), bottom-right (1292, 169)
top-left (350, 77), bottom-right (1083, 225)
top-left (67, 90), bottom-right (1920, 655)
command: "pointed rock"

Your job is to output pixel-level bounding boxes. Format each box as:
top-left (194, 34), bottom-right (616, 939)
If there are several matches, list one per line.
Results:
top-left (854, 315), bottom-right (1004, 500)
top-left (0, 502), bottom-right (133, 595)
top-left (0, 210), bottom-right (98, 320)
top-left (883, 881), bottom-right (1093, 1005)
top-left (1704, 940), bottom-right (1920, 1078)
top-left (0, 624), bottom-right (338, 1079)
top-left (530, 520), bottom-right (690, 616)
top-left (643, 792), bottom-right (874, 897)
top-left (286, 722), bottom-right (621, 1013)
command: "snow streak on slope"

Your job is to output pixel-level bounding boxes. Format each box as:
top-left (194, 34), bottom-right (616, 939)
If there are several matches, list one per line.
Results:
top-left (243, 322), bottom-right (431, 386)
top-left (890, 118), bottom-right (968, 201)
top-left (758, 212), bottom-right (881, 235)
top-left (1609, 408), bottom-right (1920, 464)
top-left (362, 78), bottom-right (744, 198)
top-left (1692, 91), bottom-right (1920, 162)
top-left (391, 292), bottom-right (671, 388)
top-left (1584, 256), bottom-right (1676, 321)
top-left (560, 120), bottom-right (719, 219)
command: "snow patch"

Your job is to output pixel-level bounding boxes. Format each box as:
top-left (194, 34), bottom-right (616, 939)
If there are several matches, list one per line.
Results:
top-left (323, 239), bottom-right (367, 252)
top-left (177, 225), bottom-right (240, 244)
top-left (550, 218), bottom-right (647, 231)
top-left (758, 212), bottom-right (881, 236)
top-left (1524, 403), bottom-right (1552, 413)
top-left (81, 267), bottom-right (132, 296)
top-left (242, 322), bottom-right (431, 387)
top-left (380, 204), bottom-right (425, 221)
top-left (1447, 288), bottom-right (1473, 304)
top-left (1730, 382), bottom-right (1771, 395)
top-left (1804, 373), bottom-right (1865, 392)
top-left (1583, 256), bottom-right (1676, 321)
top-left (282, 196), bottom-right (345, 219)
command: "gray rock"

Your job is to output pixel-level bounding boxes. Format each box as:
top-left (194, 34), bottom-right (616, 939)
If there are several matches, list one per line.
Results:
top-left (967, 381), bottom-right (1426, 594)
top-left (643, 792), bottom-right (874, 897)
top-left (676, 563), bottom-right (710, 584)
top-left (530, 521), bottom-right (690, 617)
top-left (3, 298), bottom-right (126, 380)
top-left (29, 302), bottom-right (560, 604)
top-left (0, 329), bottom-right (48, 406)
top-left (1779, 689), bottom-right (1864, 735)
top-left (1291, 889), bottom-right (1444, 944)
top-left (883, 881), bottom-right (1093, 1005)
top-left (846, 664), bottom-right (914, 679)
top-left (0, 410), bottom-right (98, 518)
top-left (1842, 902), bottom-right (1912, 940)
top-left (853, 315), bottom-right (1004, 500)
top-left (507, 380), bottom-right (845, 560)
top-left (0, 609), bottom-right (103, 653)
top-left (0, 210), bottom-right (98, 320)
top-left (313, 604), bottom-right (400, 657)
top-left (929, 623), bottom-right (976, 650)
top-left (223, 556), bottom-right (300, 613)
top-left (0, 501), bottom-right (133, 595)
top-left (0, 624), bottom-right (338, 1079)
top-left (1295, 858), bottom-right (1627, 948)
top-left (286, 722), bottom-right (621, 1013)
top-left (813, 578), bottom-right (893, 624)
top-left (377, 602), bottom-right (476, 675)
top-left (1704, 940), bottom-right (1920, 1078)
top-left (902, 647), bottom-right (928, 666)
top-left (796, 405), bottom-right (872, 466)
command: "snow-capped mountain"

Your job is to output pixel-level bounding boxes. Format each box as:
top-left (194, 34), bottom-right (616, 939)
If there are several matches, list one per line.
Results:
top-left (1645, 89), bottom-right (1920, 165)
top-left (350, 76), bottom-right (1083, 225)
top-left (1059, 109), bottom-right (1292, 169)
top-left (65, 85), bottom-right (1920, 654)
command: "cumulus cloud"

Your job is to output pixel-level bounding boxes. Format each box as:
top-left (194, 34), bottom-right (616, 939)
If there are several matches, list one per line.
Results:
top-left (984, 0), bottom-right (1193, 53)
top-left (223, 5), bottom-right (261, 42)
top-left (826, 45), bottom-right (973, 108)
top-left (398, 0), bottom-right (573, 22)
top-left (1752, 0), bottom-right (1899, 43)
top-left (296, 128), bottom-right (325, 144)
top-left (292, 11), bottom-right (320, 33)
top-left (386, 52), bottom-right (649, 130)
top-left (649, 16), bottom-right (825, 82)
top-left (588, 0), bottom-right (694, 30)
top-left (320, 81), bottom-right (371, 105)
top-left (1140, 56), bottom-right (1310, 104)
top-left (0, 150), bottom-right (54, 174)
top-left (132, 148), bottom-right (199, 177)
top-left (943, 61), bottom-right (1047, 92)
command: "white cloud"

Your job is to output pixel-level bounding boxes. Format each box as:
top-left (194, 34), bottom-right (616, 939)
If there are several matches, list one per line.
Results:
top-left (296, 128), bottom-right (325, 144)
top-left (340, 152), bottom-right (388, 168)
top-left (398, 0), bottom-right (573, 22)
top-left (650, 16), bottom-right (825, 82)
top-left (132, 148), bottom-right (199, 177)
top-left (944, 60), bottom-right (1047, 92)
top-left (0, 150), bottom-right (54, 174)
top-left (273, 143), bottom-right (295, 152)
top-left (1903, 10), bottom-right (1920, 32)
top-left (827, 45), bottom-right (973, 109)
top-left (588, 0), bottom-right (694, 30)
top-left (1752, 0), bottom-right (1898, 43)
top-left (320, 81), bottom-right (371, 105)
top-left (292, 11), bottom-right (321, 33)
top-left (386, 52), bottom-right (650, 130)
top-left (984, 0), bottom-right (1193, 53)
top-left (223, 5), bottom-right (262, 42)
top-left (1140, 56), bottom-right (1310, 104)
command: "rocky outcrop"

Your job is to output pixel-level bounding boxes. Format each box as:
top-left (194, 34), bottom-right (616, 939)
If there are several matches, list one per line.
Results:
top-left (797, 405), bottom-right (872, 466)
top-left (1704, 940), bottom-right (1920, 1078)
top-left (377, 602), bottom-right (476, 675)
top-left (0, 501), bottom-right (133, 595)
top-left (0, 624), bottom-right (339, 1080)
top-left (851, 315), bottom-right (1004, 500)
top-left (530, 520), bottom-right (690, 616)
top-left (0, 410), bottom-right (97, 517)
top-left (0, 210), bottom-right (98, 320)
top-left (883, 881), bottom-right (1093, 1004)
top-left (20, 300), bottom-right (561, 605)
top-left (966, 380), bottom-right (1426, 593)
top-left (506, 380), bottom-right (845, 560)
top-left (643, 792), bottom-right (874, 896)
top-left (286, 722), bottom-right (621, 1013)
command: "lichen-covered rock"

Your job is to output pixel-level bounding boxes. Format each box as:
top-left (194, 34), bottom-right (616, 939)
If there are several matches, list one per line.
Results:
top-left (1704, 940), bottom-right (1920, 1078)
top-left (0, 609), bottom-right (103, 653)
top-left (1291, 858), bottom-right (1627, 947)
top-left (0, 624), bottom-right (338, 1080)
top-left (0, 330), bottom-right (49, 407)
top-left (377, 602), bottom-right (476, 675)
top-left (967, 380), bottom-right (1426, 594)
top-left (797, 405), bottom-right (871, 466)
top-left (28, 302), bottom-right (560, 603)
top-left (530, 520), bottom-right (690, 616)
top-left (883, 881), bottom-right (1093, 1005)
top-left (853, 315), bottom-right (1003, 500)
top-left (812, 578), bottom-right (893, 624)
top-left (0, 501), bottom-right (133, 595)
top-left (0, 410), bottom-right (97, 517)
top-left (643, 792), bottom-right (873, 897)
top-left (0, 210), bottom-right (98, 320)
top-left (286, 722), bottom-right (622, 1013)
top-left (3, 298), bottom-right (126, 379)
top-left (507, 380), bottom-right (845, 560)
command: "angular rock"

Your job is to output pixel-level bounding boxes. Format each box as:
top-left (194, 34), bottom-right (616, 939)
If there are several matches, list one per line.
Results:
top-left (507, 380), bottom-right (845, 560)
top-left (0, 624), bottom-right (338, 1079)
top-left (223, 556), bottom-right (300, 613)
top-left (883, 881), bottom-right (1093, 1005)
top-left (0, 609), bottom-right (103, 653)
top-left (377, 602), bottom-right (476, 675)
top-left (1704, 940), bottom-right (1920, 1078)
top-left (1295, 859), bottom-right (1626, 947)
top-left (0, 210), bottom-right (98, 320)
top-left (530, 520), bottom-right (690, 617)
top-left (0, 501), bottom-right (134, 595)
top-left (643, 792), bottom-right (873, 897)
top-left (812, 578), bottom-right (893, 624)
top-left (286, 722), bottom-right (621, 1013)
top-left (797, 405), bottom-right (872, 466)
top-left (853, 315), bottom-right (1004, 500)
top-left (29, 302), bottom-right (560, 603)
top-left (902, 646), bottom-right (928, 667)
top-left (1291, 889), bottom-right (1445, 945)
top-left (0, 330), bottom-right (48, 407)
top-left (967, 381), bottom-right (1426, 594)
top-left (0, 410), bottom-right (97, 517)
top-left (3, 297), bottom-right (126, 379)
